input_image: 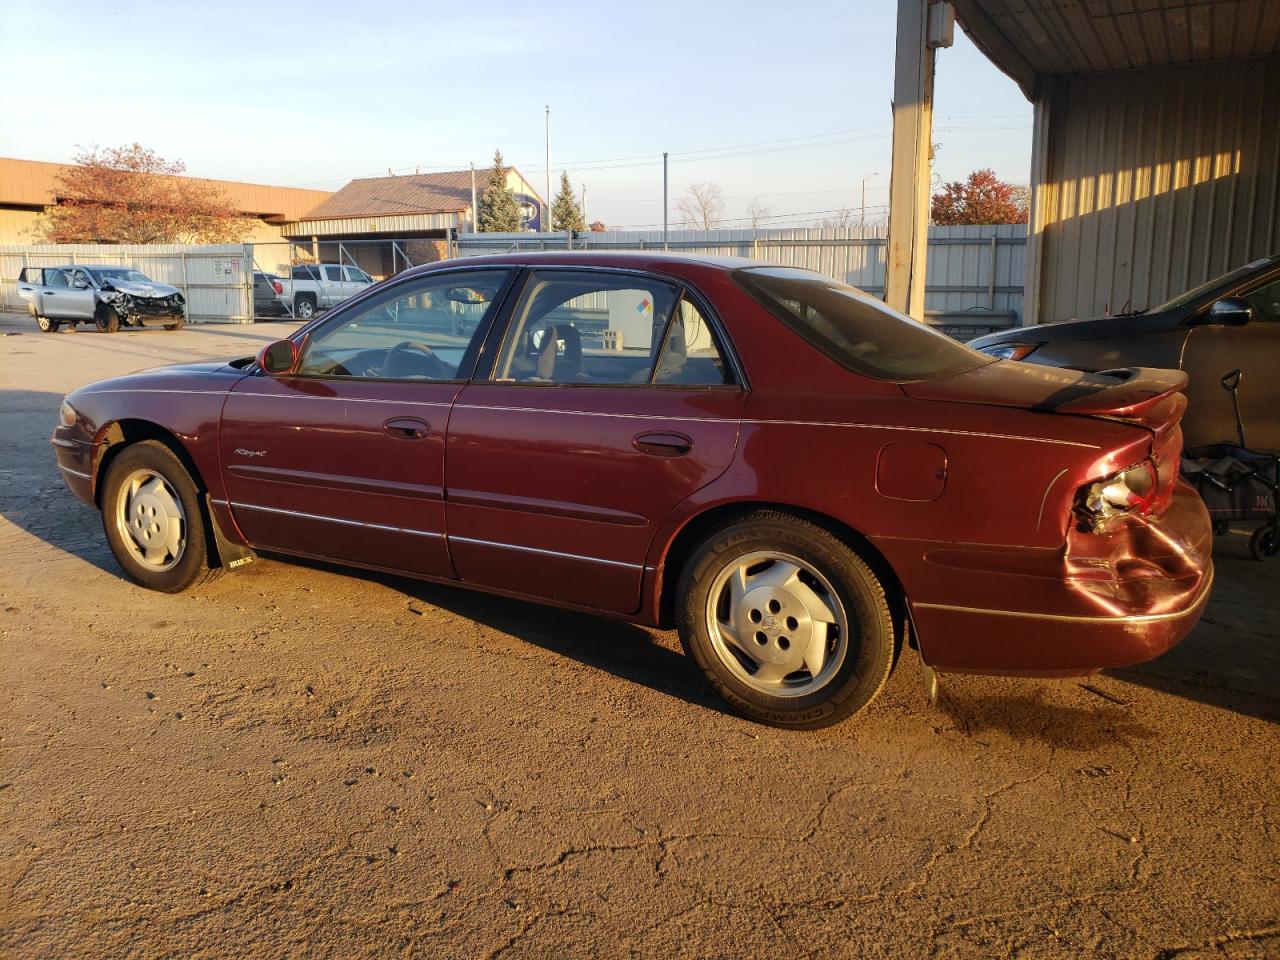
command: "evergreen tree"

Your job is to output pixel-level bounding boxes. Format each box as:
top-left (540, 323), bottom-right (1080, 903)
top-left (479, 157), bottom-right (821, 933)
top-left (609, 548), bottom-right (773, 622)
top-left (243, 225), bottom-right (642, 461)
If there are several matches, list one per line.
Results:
top-left (550, 172), bottom-right (586, 233)
top-left (477, 150), bottom-right (522, 232)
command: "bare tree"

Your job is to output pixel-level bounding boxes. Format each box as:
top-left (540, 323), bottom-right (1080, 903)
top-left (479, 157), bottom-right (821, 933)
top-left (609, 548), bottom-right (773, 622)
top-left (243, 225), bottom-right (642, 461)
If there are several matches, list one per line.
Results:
top-left (818, 207), bottom-right (856, 229)
top-left (746, 197), bottom-right (771, 231)
top-left (675, 183), bottom-right (725, 230)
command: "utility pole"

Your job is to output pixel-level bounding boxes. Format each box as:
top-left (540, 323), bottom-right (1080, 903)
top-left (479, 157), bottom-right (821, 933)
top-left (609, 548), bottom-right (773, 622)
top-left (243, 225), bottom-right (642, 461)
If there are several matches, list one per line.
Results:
top-left (581, 183), bottom-right (587, 226)
top-left (860, 172), bottom-right (879, 229)
top-left (545, 105), bottom-right (551, 234)
top-left (470, 162), bottom-right (477, 233)
top-left (662, 152), bottom-right (669, 251)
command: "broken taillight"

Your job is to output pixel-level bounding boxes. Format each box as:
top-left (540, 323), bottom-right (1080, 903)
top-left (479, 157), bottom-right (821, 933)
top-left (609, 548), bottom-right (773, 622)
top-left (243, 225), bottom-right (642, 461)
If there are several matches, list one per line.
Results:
top-left (1075, 458), bottom-right (1160, 529)
top-left (272, 281), bottom-right (283, 294)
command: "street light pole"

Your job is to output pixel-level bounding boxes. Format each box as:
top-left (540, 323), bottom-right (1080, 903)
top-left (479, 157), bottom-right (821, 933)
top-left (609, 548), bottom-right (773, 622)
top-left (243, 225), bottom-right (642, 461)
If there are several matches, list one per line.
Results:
top-left (470, 161), bottom-right (477, 232)
top-left (860, 172), bottom-right (879, 230)
top-left (662, 151), bottom-right (669, 251)
top-left (545, 105), bottom-right (551, 233)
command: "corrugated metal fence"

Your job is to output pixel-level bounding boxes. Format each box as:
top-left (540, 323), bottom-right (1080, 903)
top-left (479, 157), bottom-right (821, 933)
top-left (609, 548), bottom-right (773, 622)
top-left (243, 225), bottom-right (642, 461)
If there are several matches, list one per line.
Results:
top-left (456, 224), bottom-right (1027, 335)
top-left (1, 227), bottom-right (1026, 332)
top-left (0, 244), bottom-right (253, 323)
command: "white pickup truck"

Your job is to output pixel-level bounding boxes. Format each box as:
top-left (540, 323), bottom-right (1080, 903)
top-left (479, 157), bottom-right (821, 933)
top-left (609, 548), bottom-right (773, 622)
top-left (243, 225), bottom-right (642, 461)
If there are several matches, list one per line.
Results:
top-left (277, 264), bottom-right (374, 319)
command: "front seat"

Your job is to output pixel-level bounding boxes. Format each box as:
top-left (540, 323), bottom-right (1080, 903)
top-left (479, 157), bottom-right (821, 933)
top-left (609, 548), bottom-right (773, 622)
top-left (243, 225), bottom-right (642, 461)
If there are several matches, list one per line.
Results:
top-left (537, 323), bottom-right (583, 380)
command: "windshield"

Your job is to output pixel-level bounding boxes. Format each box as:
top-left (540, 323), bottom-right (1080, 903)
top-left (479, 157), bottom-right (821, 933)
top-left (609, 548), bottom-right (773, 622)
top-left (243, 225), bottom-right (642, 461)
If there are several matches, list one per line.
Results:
top-left (89, 267), bottom-right (151, 284)
top-left (1147, 258), bottom-right (1276, 313)
top-left (732, 267), bottom-right (992, 382)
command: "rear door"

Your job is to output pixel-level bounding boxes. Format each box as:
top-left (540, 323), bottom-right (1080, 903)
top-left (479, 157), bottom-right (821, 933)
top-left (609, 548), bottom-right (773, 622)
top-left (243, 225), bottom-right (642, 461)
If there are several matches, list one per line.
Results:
top-left (321, 265), bottom-right (346, 307)
top-left (445, 268), bottom-right (746, 613)
top-left (16, 268), bottom-right (42, 309)
top-left (219, 266), bottom-right (516, 578)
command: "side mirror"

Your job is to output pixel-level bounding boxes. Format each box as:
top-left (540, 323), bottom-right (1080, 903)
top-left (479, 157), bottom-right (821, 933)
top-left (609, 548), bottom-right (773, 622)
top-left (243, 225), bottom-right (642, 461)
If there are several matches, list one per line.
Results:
top-left (1206, 296), bottom-right (1254, 326)
top-left (257, 339), bottom-right (298, 375)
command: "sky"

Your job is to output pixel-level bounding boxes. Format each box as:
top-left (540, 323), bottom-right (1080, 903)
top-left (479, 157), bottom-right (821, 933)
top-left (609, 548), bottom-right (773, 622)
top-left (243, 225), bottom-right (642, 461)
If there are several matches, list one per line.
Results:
top-left (0, 0), bottom-right (1033, 229)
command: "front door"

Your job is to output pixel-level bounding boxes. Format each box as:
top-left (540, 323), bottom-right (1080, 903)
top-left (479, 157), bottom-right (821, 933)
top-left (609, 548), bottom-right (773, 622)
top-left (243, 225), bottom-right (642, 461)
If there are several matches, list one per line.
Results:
top-left (445, 268), bottom-right (746, 613)
top-left (219, 267), bottom-right (515, 578)
top-left (44, 268), bottom-right (96, 320)
top-left (1181, 271), bottom-right (1280, 451)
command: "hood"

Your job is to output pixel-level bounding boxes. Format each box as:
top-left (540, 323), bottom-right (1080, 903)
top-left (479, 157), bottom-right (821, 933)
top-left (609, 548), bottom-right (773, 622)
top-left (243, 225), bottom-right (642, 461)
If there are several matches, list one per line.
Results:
top-left (968, 309), bottom-right (1178, 349)
top-left (903, 360), bottom-right (1188, 429)
top-left (106, 279), bottom-right (183, 298)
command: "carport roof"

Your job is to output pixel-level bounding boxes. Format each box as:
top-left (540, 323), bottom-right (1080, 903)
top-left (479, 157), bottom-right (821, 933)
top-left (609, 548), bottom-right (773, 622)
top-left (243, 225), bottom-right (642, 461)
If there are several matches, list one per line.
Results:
top-left (301, 170), bottom-right (496, 221)
top-left (951, 0), bottom-right (1280, 98)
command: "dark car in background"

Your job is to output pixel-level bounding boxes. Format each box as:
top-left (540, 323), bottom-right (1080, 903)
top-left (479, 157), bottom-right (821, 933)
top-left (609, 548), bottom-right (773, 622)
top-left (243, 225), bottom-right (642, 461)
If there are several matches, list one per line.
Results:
top-left (970, 255), bottom-right (1280, 451)
top-left (253, 271), bottom-right (289, 318)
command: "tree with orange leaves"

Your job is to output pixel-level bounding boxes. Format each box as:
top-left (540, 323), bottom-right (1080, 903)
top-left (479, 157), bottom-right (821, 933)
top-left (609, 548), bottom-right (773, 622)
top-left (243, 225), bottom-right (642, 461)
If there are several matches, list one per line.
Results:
top-left (930, 168), bottom-right (1029, 226)
top-left (40, 144), bottom-right (252, 244)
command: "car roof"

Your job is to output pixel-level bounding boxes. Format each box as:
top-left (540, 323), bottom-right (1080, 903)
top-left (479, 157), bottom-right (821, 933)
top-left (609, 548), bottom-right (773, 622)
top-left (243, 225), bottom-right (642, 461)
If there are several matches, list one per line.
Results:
top-left (402, 250), bottom-right (779, 279)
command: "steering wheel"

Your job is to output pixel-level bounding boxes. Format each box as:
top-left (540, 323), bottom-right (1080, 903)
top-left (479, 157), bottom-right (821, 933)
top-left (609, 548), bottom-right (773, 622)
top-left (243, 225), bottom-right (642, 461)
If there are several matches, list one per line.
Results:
top-left (384, 340), bottom-right (454, 380)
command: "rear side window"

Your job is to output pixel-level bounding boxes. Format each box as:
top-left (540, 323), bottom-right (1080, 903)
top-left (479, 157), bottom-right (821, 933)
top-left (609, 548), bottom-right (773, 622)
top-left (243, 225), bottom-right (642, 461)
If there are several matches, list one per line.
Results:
top-left (323, 265), bottom-right (344, 281)
top-left (292, 265), bottom-right (318, 280)
top-left (732, 267), bottom-right (991, 382)
top-left (18, 268), bottom-right (42, 284)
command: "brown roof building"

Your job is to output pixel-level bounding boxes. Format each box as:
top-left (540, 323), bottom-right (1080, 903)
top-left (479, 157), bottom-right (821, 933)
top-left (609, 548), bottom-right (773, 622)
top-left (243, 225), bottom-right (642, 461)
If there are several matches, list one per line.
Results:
top-left (0, 157), bottom-right (333, 245)
top-left (283, 167), bottom-right (544, 239)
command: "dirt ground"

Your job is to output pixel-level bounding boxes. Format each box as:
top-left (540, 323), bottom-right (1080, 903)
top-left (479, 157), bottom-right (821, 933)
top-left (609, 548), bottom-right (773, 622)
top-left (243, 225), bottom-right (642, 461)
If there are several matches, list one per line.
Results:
top-left (0, 309), bottom-right (1276, 960)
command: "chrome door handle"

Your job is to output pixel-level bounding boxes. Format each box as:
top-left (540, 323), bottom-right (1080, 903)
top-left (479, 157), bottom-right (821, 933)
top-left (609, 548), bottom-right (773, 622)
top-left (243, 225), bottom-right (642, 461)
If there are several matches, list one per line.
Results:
top-left (633, 431), bottom-right (693, 457)
top-left (383, 417), bottom-right (431, 440)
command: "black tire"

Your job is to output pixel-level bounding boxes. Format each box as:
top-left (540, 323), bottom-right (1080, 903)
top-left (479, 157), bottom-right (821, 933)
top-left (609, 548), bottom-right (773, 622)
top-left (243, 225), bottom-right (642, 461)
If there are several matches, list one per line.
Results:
top-left (295, 295), bottom-right (316, 319)
top-left (36, 315), bottom-right (60, 333)
top-left (95, 305), bottom-right (120, 333)
top-left (676, 510), bottom-right (896, 729)
top-left (100, 440), bottom-right (221, 593)
top-left (164, 313), bottom-right (185, 331)
top-left (1248, 524), bottom-right (1279, 561)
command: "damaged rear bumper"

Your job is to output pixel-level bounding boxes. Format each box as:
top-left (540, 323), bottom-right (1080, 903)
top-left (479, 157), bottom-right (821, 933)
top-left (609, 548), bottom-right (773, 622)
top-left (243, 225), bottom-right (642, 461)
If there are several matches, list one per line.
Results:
top-left (877, 481), bottom-right (1214, 676)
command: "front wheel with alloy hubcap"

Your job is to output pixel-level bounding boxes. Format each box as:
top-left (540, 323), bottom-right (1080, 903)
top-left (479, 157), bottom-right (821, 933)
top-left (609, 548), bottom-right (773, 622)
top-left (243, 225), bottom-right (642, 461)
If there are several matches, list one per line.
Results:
top-left (101, 440), bottom-right (219, 592)
top-left (676, 511), bottom-right (896, 728)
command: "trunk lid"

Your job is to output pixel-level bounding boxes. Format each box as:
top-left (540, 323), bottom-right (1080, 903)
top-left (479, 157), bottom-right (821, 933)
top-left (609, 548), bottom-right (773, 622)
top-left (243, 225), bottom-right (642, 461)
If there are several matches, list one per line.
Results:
top-left (907, 360), bottom-right (1191, 518)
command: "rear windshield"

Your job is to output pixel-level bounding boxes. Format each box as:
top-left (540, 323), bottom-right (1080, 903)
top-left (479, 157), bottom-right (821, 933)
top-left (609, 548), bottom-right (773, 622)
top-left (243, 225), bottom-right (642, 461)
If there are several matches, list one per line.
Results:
top-left (732, 267), bottom-right (991, 382)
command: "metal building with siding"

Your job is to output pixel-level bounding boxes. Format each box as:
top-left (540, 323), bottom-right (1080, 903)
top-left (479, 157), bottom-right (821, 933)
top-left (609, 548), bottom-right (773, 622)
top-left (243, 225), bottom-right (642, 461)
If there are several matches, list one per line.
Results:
top-left (887, 0), bottom-right (1280, 326)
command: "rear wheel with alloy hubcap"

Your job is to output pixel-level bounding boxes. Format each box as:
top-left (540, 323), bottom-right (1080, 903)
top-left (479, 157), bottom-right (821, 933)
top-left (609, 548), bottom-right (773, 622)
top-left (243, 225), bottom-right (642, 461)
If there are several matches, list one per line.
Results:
top-left (677, 510), bottom-right (896, 728)
top-left (101, 440), bottom-right (219, 592)
top-left (36, 315), bottom-right (60, 333)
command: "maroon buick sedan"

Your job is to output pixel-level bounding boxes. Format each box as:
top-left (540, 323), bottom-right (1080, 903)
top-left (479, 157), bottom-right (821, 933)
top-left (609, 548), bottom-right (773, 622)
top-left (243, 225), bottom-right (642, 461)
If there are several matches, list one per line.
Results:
top-left (52, 253), bottom-right (1213, 728)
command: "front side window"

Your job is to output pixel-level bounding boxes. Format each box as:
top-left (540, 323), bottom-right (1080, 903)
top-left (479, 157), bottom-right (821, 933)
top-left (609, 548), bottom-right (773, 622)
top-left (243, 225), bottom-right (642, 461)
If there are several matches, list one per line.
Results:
top-left (45, 269), bottom-right (69, 289)
top-left (493, 270), bottom-right (732, 386)
top-left (1240, 274), bottom-right (1280, 322)
top-left (344, 266), bottom-right (371, 283)
top-left (732, 266), bottom-right (991, 382)
top-left (70, 269), bottom-right (93, 288)
top-left (296, 269), bottom-right (512, 381)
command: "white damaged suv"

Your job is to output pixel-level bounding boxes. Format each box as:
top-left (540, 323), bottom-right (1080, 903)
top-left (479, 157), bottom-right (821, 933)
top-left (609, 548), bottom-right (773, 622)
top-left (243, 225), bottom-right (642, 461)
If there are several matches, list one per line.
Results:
top-left (17, 264), bottom-right (186, 333)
